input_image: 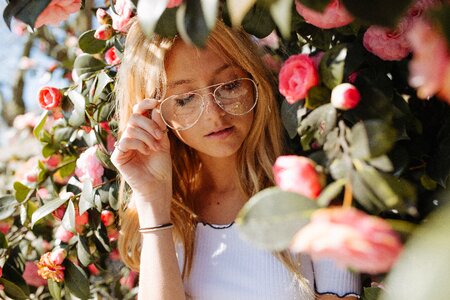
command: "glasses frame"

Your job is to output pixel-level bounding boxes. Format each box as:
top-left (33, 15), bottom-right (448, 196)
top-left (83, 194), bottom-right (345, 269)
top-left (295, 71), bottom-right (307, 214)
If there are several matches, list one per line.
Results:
top-left (158, 78), bottom-right (258, 131)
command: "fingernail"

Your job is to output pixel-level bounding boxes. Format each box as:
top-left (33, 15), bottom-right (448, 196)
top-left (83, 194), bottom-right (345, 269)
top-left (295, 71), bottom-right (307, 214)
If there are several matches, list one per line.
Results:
top-left (155, 129), bottom-right (163, 139)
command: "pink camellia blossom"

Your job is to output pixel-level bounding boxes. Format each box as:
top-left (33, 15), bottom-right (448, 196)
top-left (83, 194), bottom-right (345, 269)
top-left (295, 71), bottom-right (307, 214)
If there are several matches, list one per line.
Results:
top-left (34, 0), bottom-right (82, 28)
top-left (167, 0), bottom-right (183, 8)
top-left (37, 252), bottom-right (65, 282)
top-left (407, 20), bottom-right (450, 103)
top-left (88, 264), bottom-right (100, 276)
top-left (37, 188), bottom-right (51, 200)
top-left (108, 228), bottom-right (119, 242)
top-left (105, 47), bottom-right (121, 66)
top-left (38, 86), bottom-right (62, 110)
top-left (12, 112), bottom-right (40, 130)
top-left (331, 83), bottom-right (361, 110)
top-left (0, 220), bottom-right (12, 234)
top-left (55, 225), bottom-right (74, 243)
top-left (406, 0), bottom-right (439, 19)
top-left (290, 207), bottom-right (403, 274)
top-left (273, 155), bottom-right (323, 199)
top-left (120, 271), bottom-right (139, 290)
top-left (50, 248), bottom-right (67, 265)
top-left (24, 169), bottom-right (39, 183)
top-left (111, 0), bottom-right (134, 32)
top-left (94, 24), bottom-right (113, 40)
top-left (43, 154), bottom-right (62, 170)
top-left (75, 146), bottom-right (105, 186)
top-left (279, 54), bottom-right (319, 104)
top-left (96, 8), bottom-right (112, 25)
top-left (363, 18), bottom-right (411, 61)
top-left (101, 210), bottom-right (115, 227)
top-left (295, 0), bottom-right (353, 29)
top-left (23, 262), bottom-right (48, 287)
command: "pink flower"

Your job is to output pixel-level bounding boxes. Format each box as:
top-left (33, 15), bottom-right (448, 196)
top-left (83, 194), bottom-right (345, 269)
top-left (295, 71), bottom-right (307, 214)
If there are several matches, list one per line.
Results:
top-left (363, 18), bottom-right (412, 61)
top-left (167, 0), bottom-right (183, 8)
top-left (407, 20), bottom-right (450, 102)
top-left (295, 0), bottom-right (353, 29)
top-left (96, 8), bottom-right (112, 25)
top-left (24, 169), bottom-right (39, 183)
top-left (331, 83), bottom-right (361, 110)
top-left (12, 112), bottom-right (40, 130)
top-left (105, 47), bottom-right (121, 66)
top-left (257, 30), bottom-right (280, 49)
top-left (23, 262), bottom-right (48, 287)
top-left (88, 264), bottom-right (100, 276)
top-left (101, 210), bottom-right (115, 227)
top-left (50, 248), bottom-right (67, 265)
top-left (279, 54), bottom-right (319, 104)
top-left (94, 24), bottom-right (113, 40)
top-left (290, 207), bottom-right (403, 274)
top-left (37, 188), bottom-right (51, 200)
top-left (38, 86), bottom-right (62, 110)
top-left (34, 0), bottom-right (82, 28)
top-left (111, 0), bottom-right (134, 32)
top-left (406, 0), bottom-right (439, 19)
top-left (109, 249), bottom-right (121, 261)
top-left (75, 146), bottom-right (104, 186)
top-left (120, 271), bottom-right (139, 289)
top-left (108, 228), bottom-right (119, 242)
top-left (273, 155), bottom-right (323, 199)
top-left (0, 221), bottom-right (11, 235)
top-left (75, 209), bottom-right (89, 233)
top-left (55, 225), bottom-right (74, 243)
top-left (37, 252), bottom-right (65, 282)
top-left (43, 154), bottom-right (62, 170)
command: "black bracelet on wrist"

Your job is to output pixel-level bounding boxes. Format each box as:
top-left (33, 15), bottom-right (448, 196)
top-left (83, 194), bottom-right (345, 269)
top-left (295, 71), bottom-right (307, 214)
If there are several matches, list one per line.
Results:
top-left (139, 223), bottom-right (174, 233)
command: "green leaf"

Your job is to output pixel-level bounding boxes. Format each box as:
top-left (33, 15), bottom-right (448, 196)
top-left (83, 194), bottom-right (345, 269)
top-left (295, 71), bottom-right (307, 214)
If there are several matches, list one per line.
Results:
top-left (297, 0), bottom-right (331, 12)
top-left (64, 260), bottom-right (90, 300)
top-left (0, 278), bottom-right (29, 300)
top-left (93, 72), bottom-right (113, 103)
top-left (54, 127), bottom-right (74, 144)
top-left (420, 174), bottom-right (438, 191)
top-left (0, 232), bottom-right (8, 248)
top-left (62, 200), bottom-right (76, 232)
top-left (362, 286), bottom-right (382, 300)
top-left (78, 30), bottom-right (107, 54)
top-left (241, 4), bottom-right (276, 38)
top-left (319, 45), bottom-right (347, 90)
top-left (79, 181), bottom-right (95, 215)
top-left (281, 100), bottom-right (301, 139)
top-left (349, 120), bottom-right (396, 159)
top-left (108, 184), bottom-right (119, 210)
top-left (77, 235), bottom-right (92, 267)
top-left (270, 0), bottom-right (293, 38)
top-left (236, 187), bottom-right (318, 250)
top-left (176, 0), bottom-right (211, 47)
top-left (42, 144), bottom-right (57, 158)
top-left (380, 203), bottom-right (450, 300)
top-left (305, 86), bottom-right (331, 109)
top-left (200, 0), bottom-right (219, 30)
top-left (0, 196), bottom-right (18, 219)
top-left (33, 111), bottom-right (48, 138)
top-left (3, 0), bottom-right (51, 29)
top-left (94, 224), bottom-right (111, 253)
top-left (368, 155), bottom-right (394, 172)
top-left (227, 0), bottom-right (257, 26)
top-left (155, 8), bottom-right (179, 38)
top-left (48, 279), bottom-right (62, 300)
top-left (74, 54), bottom-right (106, 76)
top-left (137, 0), bottom-right (168, 37)
top-left (13, 181), bottom-right (31, 203)
top-left (59, 158), bottom-right (77, 178)
top-left (67, 90), bottom-right (86, 127)
top-left (317, 179), bottom-right (346, 207)
top-left (298, 104), bottom-right (337, 151)
top-left (20, 204), bottom-right (27, 225)
top-left (351, 171), bottom-right (385, 212)
top-left (342, 0), bottom-right (414, 27)
top-left (31, 197), bottom-right (68, 227)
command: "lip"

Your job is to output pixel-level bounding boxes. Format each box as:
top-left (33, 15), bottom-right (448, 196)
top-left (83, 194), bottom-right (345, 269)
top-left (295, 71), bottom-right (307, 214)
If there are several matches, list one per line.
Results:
top-left (205, 126), bottom-right (234, 138)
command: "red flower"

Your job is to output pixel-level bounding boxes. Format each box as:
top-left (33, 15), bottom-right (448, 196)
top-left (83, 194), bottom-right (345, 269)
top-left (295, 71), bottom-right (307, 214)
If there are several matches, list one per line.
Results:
top-left (38, 87), bottom-right (62, 110)
top-left (37, 252), bottom-right (65, 282)
top-left (331, 83), bottom-right (361, 110)
top-left (105, 47), bottom-right (121, 66)
top-left (94, 24), bottom-right (113, 40)
top-left (101, 210), bottom-right (115, 227)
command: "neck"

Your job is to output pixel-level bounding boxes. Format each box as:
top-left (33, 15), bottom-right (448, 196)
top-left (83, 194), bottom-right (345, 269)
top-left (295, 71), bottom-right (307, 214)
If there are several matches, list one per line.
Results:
top-left (197, 153), bottom-right (241, 193)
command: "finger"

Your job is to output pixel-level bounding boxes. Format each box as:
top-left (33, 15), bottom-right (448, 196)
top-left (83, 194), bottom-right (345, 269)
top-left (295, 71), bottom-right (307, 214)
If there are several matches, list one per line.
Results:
top-left (152, 107), bottom-right (168, 132)
top-left (128, 114), bottom-right (165, 140)
top-left (132, 98), bottom-right (159, 115)
top-left (113, 137), bottom-right (152, 157)
top-left (124, 126), bottom-right (161, 151)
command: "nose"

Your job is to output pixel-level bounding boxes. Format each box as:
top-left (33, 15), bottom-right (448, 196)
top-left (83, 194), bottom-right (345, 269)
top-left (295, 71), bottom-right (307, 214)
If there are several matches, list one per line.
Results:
top-left (203, 93), bottom-right (226, 117)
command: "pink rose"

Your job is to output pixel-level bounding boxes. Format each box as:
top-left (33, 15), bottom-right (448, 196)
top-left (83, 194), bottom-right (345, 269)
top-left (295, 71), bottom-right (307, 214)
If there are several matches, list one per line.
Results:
top-left (38, 86), bottom-right (62, 110)
top-left (273, 155), bottom-right (323, 199)
top-left (120, 271), bottom-right (139, 289)
top-left (94, 24), bottom-right (113, 40)
top-left (111, 0), bottom-right (134, 32)
top-left (295, 0), bottom-right (353, 29)
top-left (96, 8), bottom-right (112, 25)
top-left (363, 18), bottom-right (412, 61)
top-left (88, 264), bottom-right (100, 276)
top-left (290, 207), bottom-right (403, 274)
top-left (50, 248), bottom-right (67, 265)
top-left (34, 0), bottom-right (82, 28)
top-left (331, 83), bottom-right (361, 110)
top-left (75, 146), bottom-right (105, 186)
top-left (105, 47), bottom-right (121, 66)
top-left (279, 54), bottom-right (319, 104)
top-left (101, 210), bottom-right (115, 227)
top-left (23, 262), bottom-right (48, 287)
top-left (407, 20), bottom-right (450, 102)
top-left (167, 0), bottom-right (183, 8)
top-left (55, 225), bottom-right (74, 243)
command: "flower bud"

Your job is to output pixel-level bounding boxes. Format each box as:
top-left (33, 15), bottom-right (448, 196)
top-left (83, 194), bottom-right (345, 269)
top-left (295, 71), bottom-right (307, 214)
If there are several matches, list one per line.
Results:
top-left (331, 83), bottom-right (361, 110)
top-left (55, 225), bottom-right (74, 243)
top-left (50, 248), bottom-right (67, 265)
top-left (96, 8), bottom-right (112, 25)
top-left (101, 210), bottom-right (115, 227)
top-left (94, 24), bottom-right (113, 40)
top-left (38, 86), bottom-right (62, 110)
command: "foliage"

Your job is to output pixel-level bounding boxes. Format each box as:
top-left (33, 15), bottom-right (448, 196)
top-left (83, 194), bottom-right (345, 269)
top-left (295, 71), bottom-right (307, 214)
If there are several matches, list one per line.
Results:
top-left (1, 0), bottom-right (450, 299)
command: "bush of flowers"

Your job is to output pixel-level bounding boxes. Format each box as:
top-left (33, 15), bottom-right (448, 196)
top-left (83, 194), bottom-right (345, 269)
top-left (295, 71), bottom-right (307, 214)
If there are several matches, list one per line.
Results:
top-left (0, 0), bottom-right (449, 299)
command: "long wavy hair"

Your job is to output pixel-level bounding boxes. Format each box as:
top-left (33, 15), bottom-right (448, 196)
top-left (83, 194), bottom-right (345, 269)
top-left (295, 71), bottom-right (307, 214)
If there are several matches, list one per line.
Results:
top-left (114, 18), bottom-right (312, 296)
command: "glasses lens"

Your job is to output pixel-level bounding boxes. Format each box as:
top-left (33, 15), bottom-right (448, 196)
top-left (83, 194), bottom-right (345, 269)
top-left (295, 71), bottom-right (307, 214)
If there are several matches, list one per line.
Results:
top-left (215, 78), bottom-right (257, 115)
top-left (160, 93), bottom-right (203, 130)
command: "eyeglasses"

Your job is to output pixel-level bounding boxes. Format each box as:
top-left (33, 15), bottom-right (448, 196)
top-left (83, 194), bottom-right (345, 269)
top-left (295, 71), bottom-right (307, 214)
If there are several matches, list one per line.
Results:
top-left (159, 78), bottom-right (258, 131)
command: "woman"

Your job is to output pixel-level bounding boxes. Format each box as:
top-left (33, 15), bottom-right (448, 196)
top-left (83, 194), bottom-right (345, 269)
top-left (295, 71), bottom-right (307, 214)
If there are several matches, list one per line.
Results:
top-left (111, 19), bottom-right (360, 300)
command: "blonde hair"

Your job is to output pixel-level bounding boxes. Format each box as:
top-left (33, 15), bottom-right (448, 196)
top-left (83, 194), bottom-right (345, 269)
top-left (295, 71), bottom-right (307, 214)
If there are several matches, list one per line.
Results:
top-left (115, 19), bottom-right (312, 296)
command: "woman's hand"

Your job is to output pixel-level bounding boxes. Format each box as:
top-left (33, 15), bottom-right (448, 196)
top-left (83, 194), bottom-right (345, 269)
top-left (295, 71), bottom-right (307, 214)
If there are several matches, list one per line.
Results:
top-left (110, 99), bottom-right (172, 209)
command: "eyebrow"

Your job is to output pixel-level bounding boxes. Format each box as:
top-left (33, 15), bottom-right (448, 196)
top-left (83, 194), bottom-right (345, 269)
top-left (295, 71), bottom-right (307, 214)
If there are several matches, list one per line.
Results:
top-left (167, 63), bottom-right (233, 89)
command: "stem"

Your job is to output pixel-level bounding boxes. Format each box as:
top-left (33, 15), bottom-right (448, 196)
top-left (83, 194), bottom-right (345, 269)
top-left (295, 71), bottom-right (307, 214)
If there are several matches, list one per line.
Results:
top-left (343, 183), bottom-right (353, 208)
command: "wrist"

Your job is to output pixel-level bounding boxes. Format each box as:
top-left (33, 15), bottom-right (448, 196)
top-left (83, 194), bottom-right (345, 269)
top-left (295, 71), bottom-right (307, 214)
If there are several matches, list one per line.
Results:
top-left (133, 196), bottom-right (172, 227)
